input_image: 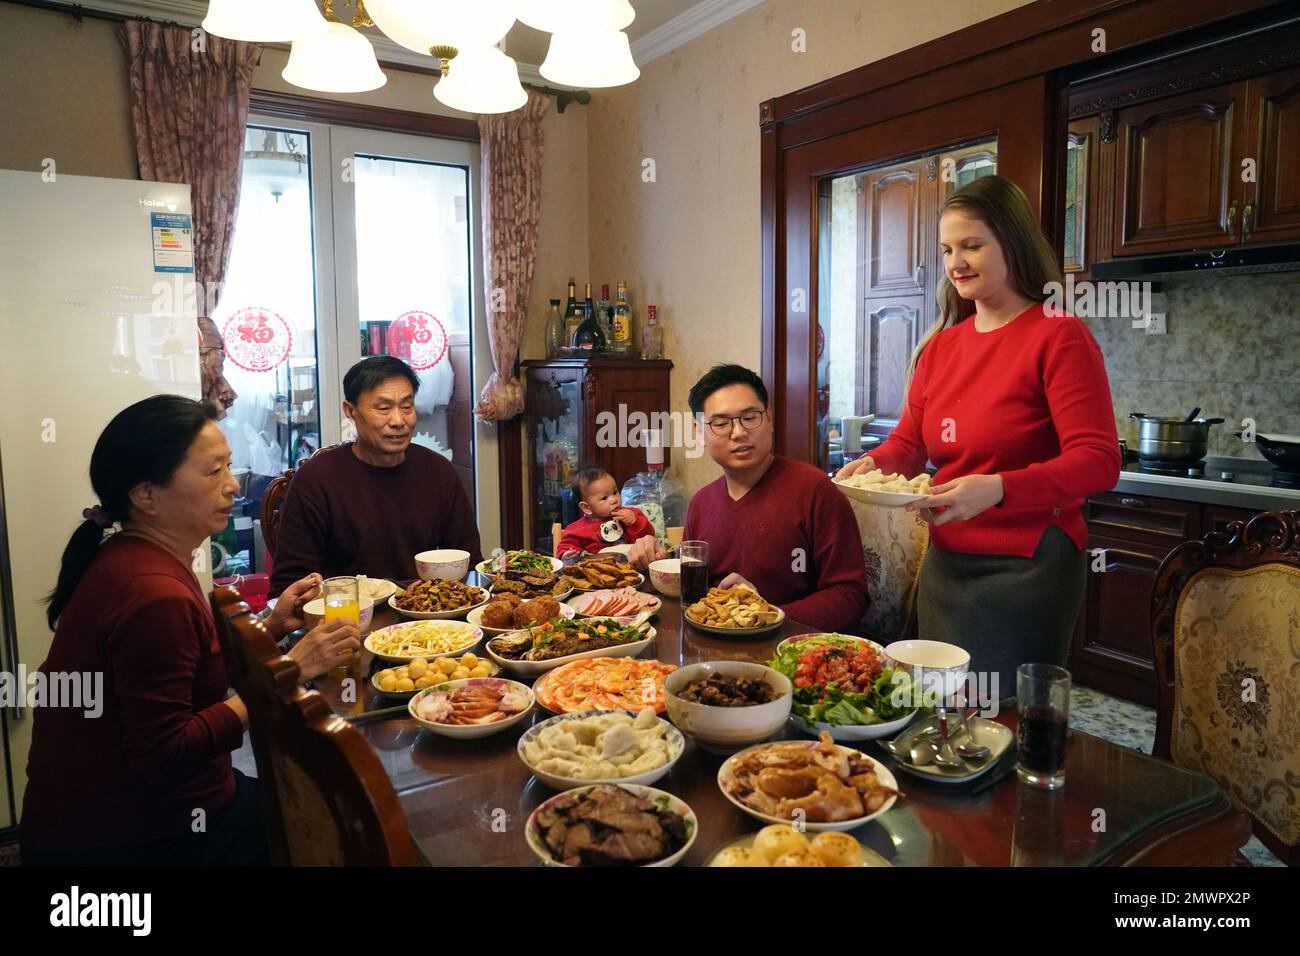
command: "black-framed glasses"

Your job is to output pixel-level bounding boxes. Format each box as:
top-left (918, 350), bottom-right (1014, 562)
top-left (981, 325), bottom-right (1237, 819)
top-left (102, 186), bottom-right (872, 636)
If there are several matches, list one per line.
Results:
top-left (704, 408), bottom-right (767, 436)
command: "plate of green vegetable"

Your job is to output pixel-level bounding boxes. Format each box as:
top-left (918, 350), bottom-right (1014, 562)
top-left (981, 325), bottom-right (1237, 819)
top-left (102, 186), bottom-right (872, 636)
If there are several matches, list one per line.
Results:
top-left (768, 633), bottom-right (919, 741)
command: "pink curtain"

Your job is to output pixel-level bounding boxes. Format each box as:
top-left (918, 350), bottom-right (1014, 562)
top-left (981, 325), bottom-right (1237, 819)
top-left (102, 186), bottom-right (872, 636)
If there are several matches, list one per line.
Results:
top-left (123, 20), bottom-right (261, 417)
top-left (475, 91), bottom-right (550, 422)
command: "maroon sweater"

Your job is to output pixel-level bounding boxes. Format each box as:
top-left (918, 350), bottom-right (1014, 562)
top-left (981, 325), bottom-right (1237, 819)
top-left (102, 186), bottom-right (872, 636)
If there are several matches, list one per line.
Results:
top-left (684, 455), bottom-right (869, 633)
top-left (22, 536), bottom-right (244, 850)
top-left (271, 442), bottom-right (483, 594)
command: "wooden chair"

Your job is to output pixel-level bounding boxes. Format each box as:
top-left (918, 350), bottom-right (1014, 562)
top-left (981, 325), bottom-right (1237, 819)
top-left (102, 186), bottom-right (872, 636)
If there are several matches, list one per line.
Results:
top-left (259, 444), bottom-right (339, 559)
top-left (550, 521), bottom-right (683, 556)
top-left (1151, 510), bottom-right (1300, 866)
top-left (210, 586), bottom-right (420, 866)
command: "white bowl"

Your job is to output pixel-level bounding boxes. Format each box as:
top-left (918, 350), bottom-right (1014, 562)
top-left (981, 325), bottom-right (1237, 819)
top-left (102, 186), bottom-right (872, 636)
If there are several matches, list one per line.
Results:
top-left (884, 639), bottom-right (971, 703)
top-left (525, 784), bottom-right (698, 867)
top-left (663, 661), bottom-right (792, 754)
top-left (356, 577), bottom-right (398, 602)
top-left (301, 596), bottom-right (375, 635)
top-left (647, 558), bottom-right (681, 598)
top-left (517, 709), bottom-right (686, 790)
top-left (467, 600), bottom-right (576, 636)
top-left (388, 587), bottom-right (489, 620)
top-left (364, 619), bottom-right (482, 663)
top-left (415, 549), bottom-right (471, 581)
top-left (718, 740), bottom-right (899, 832)
top-left (407, 677), bottom-right (534, 739)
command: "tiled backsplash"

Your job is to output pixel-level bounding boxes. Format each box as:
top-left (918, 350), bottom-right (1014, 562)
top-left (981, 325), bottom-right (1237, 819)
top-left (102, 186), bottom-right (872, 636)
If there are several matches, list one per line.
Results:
top-left (1080, 271), bottom-right (1300, 460)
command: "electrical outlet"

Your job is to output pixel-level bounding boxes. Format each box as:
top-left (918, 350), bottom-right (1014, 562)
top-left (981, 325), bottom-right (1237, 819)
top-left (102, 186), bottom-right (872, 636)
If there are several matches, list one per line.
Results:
top-left (1145, 312), bottom-right (1167, 335)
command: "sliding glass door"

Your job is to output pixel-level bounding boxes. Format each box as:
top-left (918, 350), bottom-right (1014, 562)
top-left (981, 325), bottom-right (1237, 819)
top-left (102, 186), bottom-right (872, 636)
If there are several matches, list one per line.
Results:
top-left (213, 118), bottom-right (496, 575)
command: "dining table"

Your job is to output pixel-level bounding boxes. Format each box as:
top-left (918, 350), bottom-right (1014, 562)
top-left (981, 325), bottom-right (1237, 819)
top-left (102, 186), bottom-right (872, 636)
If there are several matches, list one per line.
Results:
top-left (305, 572), bottom-right (1251, 867)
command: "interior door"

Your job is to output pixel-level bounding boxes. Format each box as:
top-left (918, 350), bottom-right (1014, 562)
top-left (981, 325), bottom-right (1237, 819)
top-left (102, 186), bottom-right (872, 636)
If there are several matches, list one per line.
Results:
top-left (329, 128), bottom-right (499, 550)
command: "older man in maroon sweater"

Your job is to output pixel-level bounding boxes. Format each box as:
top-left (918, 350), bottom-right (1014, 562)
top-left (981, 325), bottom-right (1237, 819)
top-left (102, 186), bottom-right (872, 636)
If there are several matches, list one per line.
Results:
top-left (271, 357), bottom-right (482, 594)
top-left (631, 365), bottom-right (868, 632)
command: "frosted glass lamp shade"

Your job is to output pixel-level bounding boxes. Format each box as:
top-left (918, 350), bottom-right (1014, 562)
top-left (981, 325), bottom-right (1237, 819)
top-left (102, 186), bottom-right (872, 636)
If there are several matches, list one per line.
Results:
top-left (432, 47), bottom-right (528, 114)
top-left (540, 30), bottom-right (639, 88)
top-left (365, 0), bottom-right (517, 54)
top-left (201, 0), bottom-right (324, 42)
top-left (283, 21), bottom-right (388, 93)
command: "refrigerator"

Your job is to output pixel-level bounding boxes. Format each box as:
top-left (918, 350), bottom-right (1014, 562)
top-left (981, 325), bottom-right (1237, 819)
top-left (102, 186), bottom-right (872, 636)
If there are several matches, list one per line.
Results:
top-left (0, 170), bottom-right (206, 832)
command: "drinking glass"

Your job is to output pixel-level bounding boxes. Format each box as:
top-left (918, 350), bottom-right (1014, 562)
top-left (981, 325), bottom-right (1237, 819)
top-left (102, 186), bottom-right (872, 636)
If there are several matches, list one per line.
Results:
top-left (1015, 663), bottom-right (1070, 789)
top-left (678, 540), bottom-right (710, 607)
top-left (323, 575), bottom-right (360, 679)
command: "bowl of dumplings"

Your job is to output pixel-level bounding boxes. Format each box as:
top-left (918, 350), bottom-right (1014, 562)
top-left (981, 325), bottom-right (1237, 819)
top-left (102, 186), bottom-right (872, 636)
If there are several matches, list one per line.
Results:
top-left (516, 708), bottom-right (685, 790)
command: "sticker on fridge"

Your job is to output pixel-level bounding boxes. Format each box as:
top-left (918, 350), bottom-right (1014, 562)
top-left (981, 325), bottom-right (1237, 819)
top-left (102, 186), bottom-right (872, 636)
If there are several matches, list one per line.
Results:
top-left (151, 212), bottom-right (194, 273)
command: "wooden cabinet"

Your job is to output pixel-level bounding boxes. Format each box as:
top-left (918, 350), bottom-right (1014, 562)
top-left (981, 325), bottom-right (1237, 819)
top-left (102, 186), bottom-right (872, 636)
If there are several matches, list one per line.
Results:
top-left (1069, 28), bottom-right (1300, 264)
top-left (1069, 492), bottom-right (1264, 706)
top-left (520, 358), bottom-right (672, 554)
top-left (1111, 81), bottom-right (1248, 257)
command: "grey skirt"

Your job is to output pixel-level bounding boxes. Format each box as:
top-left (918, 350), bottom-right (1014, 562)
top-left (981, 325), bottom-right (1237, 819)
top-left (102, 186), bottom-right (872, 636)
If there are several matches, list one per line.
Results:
top-left (917, 525), bottom-right (1085, 704)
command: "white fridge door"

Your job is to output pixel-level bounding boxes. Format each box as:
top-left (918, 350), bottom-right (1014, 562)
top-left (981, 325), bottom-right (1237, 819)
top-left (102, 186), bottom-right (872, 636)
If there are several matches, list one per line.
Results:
top-left (0, 170), bottom-right (201, 823)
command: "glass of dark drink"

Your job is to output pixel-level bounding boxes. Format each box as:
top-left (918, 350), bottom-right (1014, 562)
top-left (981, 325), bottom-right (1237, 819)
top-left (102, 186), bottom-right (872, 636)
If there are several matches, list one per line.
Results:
top-left (1015, 663), bottom-right (1070, 790)
top-left (678, 540), bottom-right (710, 609)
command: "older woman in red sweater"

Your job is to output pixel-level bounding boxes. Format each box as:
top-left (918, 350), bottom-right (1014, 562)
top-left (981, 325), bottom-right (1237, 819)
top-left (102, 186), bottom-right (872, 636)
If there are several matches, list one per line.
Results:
top-left (840, 175), bottom-right (1120, 698)
top-left (21, 396), bottom-right (360, 866)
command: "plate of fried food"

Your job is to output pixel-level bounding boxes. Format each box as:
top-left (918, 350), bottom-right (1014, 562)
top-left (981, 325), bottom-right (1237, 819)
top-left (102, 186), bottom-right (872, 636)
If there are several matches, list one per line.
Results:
top-left (533, 657), bottom-right (678, 714)
top-left (717, 731), bottom-right (901, 831)
top-left (485, 566), bottom-right (575, 602)
top-left (390, 578), bottom-right (489, 620)
top-left (706, 825), bottom-right (890, 867)
top-left (467, 593), bottom-right (577, 636)
top-left (685, 585), bottom-right (786, 636)
top-left (832, 468), bottom-right (933, 507)
top-left (484, 617), bottom-right (656, 678)
top-left (563, 555), bottom-right (645, 592)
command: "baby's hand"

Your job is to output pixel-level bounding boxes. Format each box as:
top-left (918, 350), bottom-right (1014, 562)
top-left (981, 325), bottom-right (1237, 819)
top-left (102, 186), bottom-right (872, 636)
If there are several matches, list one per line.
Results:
top-left (613, 508), bottom-right (635, 526)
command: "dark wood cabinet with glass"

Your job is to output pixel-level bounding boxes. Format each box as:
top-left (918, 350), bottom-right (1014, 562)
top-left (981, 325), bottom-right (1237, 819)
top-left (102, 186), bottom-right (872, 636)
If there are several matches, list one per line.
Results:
top-left (521, 358), bottom-right (672, 555)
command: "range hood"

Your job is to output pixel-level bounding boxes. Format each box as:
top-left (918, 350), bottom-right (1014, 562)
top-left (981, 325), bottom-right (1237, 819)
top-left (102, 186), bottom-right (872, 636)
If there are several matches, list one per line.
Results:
top-left (1092, 242), bottom-right (1300, 279)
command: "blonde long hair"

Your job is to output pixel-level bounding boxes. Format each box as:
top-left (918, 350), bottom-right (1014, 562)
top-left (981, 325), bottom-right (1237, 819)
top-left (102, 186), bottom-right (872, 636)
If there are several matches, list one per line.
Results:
top-left (903, 175), bottom-right (1064, 394)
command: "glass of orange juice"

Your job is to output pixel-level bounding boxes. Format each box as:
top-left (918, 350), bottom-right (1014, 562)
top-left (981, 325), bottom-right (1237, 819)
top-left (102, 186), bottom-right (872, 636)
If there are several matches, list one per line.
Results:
top-left (322, 575), bottom-right (360, 679)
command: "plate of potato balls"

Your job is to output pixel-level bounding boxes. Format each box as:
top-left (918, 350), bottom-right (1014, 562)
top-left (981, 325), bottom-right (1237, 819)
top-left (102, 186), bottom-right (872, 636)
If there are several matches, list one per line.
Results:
top-left (706, 824), bottom-right (890, 867)
top-left (467, 593), bottom-right (577, 635)
top-left (370, 652), bottom-right (499, 699)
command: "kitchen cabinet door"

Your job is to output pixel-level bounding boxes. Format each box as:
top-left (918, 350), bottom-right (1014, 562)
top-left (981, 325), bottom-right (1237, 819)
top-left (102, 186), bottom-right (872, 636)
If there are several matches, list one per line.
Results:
top-left (1111, 81), bottom-right (1249, 256)
top-left (1244, 66), bottom-right (1300, 246)
top-left (1069, 533), bottom-right (1170, 707)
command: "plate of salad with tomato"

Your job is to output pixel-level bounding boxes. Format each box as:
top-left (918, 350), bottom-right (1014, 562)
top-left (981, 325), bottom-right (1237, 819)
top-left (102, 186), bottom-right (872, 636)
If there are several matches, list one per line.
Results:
top-left (768, 633), bottom-right (919, 740)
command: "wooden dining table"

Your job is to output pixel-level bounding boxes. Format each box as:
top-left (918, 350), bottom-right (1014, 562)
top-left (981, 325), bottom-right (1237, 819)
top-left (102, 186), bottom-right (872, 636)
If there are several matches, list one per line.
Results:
top-left (307, 573), bottom-right (1250, 867)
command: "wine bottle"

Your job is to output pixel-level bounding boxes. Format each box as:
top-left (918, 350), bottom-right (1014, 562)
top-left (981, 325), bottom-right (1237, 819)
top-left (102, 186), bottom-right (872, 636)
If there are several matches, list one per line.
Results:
top-left (573, 298), bottom-right (606, 353)
top-left (563, 278), bottom-right (582, 349)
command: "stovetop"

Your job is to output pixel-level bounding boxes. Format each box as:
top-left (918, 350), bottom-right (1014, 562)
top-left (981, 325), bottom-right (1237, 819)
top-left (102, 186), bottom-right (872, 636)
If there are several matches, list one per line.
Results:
top-left (1121, 456), bottom-right (1300, 490)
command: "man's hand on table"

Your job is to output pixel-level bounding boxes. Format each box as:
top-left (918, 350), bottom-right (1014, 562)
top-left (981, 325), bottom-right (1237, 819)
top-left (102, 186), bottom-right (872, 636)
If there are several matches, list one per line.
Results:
top-left (628, 535), bottom-right (668, 571)
top-left (287, 618), bottom-right (361, 681)
top-left (264, 572), bottom-right (322, 638)
top-left (717, 572), bottom-right (757, 592)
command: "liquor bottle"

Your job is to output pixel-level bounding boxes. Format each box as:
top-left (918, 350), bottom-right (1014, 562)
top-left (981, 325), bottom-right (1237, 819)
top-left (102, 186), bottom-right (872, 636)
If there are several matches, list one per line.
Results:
top-left (612, 280), bottom-right (635, 356)
top-left (544, 299), bottom-right (564, 357)
top-left (641, 304), bottom-right (663, 359)
top-left (572, 298), bottom-right (606, 353)
top-left (597, 283), bottom-right (614, 351)
top-left (563, 278), bottom-right (582, 349)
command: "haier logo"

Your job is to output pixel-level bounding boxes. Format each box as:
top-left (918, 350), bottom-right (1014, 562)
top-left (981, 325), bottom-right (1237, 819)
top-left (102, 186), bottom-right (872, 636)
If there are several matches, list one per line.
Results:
top-left (49, 886), bottom-right (151, 936)
top-left (138, 198), bottom-right (178, 211)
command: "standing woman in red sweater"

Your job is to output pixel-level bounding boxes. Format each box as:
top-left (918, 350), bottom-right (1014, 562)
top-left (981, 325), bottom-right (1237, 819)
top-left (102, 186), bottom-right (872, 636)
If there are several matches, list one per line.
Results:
top-left (21, 396), bottom-right (359, 865)
top-left (839, 175), bottom-right (1120, 698)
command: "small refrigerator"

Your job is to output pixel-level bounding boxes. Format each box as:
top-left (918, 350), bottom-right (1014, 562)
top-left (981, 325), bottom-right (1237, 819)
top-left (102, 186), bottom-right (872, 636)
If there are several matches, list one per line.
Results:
top-left (0, 170), bottom-right (204, 832)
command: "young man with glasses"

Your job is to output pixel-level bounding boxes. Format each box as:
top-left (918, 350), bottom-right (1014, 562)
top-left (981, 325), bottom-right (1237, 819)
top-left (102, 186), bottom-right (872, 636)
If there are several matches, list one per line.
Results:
top-left (630, 364), bottom-right (868, 632)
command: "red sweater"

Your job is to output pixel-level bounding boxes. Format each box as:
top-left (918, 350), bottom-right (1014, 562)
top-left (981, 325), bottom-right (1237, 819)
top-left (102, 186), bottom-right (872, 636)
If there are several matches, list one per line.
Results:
top-left (684, 455), bottom-right (869, 633)
top-left (870, 304), bottom-right (1120, 557)
top-left (21, 536), bottom-right (244, 850)
top-left (271, 442), bottom-right (482, 594)
top-left (557, 507), bottom-right (656, 557)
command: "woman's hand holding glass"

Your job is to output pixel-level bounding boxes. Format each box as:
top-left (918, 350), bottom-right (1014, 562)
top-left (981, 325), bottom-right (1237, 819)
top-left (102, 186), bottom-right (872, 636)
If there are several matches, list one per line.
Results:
top-left (287, 618), bottom-right (361, 681)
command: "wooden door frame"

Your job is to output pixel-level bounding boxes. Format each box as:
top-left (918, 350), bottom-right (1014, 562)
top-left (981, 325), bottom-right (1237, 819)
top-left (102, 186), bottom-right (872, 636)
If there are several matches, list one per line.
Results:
top-left (759, 0), bottom-right (1287, 462)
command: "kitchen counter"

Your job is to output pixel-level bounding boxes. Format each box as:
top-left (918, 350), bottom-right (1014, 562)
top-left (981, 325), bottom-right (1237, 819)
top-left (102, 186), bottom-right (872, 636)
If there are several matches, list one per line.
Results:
top-left (1113, 456), bottom-right (1300, 512)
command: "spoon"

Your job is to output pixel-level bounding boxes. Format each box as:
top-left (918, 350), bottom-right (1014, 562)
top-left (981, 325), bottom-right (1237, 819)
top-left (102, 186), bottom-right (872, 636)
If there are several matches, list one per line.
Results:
top-left (955, 740), bottom-right (991, 761)
top-left (1186, 406), bottom-right (1201, 422)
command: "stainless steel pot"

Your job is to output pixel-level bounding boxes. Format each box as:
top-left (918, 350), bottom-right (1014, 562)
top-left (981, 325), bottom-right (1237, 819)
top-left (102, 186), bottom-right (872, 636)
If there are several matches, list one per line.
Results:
top-left (1128, 412), bottom-right (1225, 461)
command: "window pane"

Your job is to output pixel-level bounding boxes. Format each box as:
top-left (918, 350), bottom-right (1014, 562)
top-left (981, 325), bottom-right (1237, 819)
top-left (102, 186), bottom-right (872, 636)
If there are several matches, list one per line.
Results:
top-left (213, 125), bottom-right (321, 576)
top-left (352, 155), bottom-right (474, 506)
